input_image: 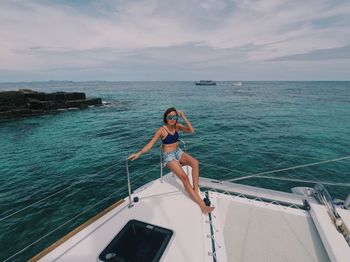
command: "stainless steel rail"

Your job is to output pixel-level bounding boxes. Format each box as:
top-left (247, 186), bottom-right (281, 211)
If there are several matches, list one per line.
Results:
top-left (126, 158), bottom-right (133, 208)
top-left (314, 184), bottom-right (350, 246)
top-left (127, 140), bottom-right (188, 208)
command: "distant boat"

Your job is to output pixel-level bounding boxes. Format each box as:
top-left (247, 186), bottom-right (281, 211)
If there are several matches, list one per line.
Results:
top-left (232, 81), bottom-right (242, 86)
top-left (195, 80), bottom-right (216, 86)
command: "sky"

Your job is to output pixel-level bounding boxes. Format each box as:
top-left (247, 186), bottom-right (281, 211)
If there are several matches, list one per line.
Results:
top-left (0, 0), bottom-right (350, 81)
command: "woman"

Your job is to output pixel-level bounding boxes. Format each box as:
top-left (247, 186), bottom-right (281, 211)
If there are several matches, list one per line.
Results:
top-left (128, 107), bottom-right (215, 214)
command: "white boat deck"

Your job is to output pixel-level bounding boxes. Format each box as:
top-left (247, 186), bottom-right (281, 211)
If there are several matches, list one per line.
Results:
top-left (32, 166), bottom-right (350, 262)
top-left (35, 169), bottom-right (214, 262)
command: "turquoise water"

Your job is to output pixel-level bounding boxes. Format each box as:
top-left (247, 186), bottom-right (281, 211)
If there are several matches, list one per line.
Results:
top-left (0, 81), bottom-right (350, 261)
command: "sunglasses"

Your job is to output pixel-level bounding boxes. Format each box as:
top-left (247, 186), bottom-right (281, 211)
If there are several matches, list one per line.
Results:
top-left (167, 115), bottom-right (178, 120)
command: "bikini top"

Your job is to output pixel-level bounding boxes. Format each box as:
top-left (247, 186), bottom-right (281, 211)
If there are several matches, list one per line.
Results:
top-left (162, 126), bottom-right (179, 144)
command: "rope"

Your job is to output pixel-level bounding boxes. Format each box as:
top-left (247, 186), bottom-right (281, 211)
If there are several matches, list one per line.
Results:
top-left (221, 141), bottom-right (344, 183)
top-left (0, 157), bottom-right (159, 221)
top-left (0, 147), bottom-right (161, 222)
top-left (190, 143), bottom-right (349, 189)
top-left (139, 190), bottom-right (181, 200)
top-left (88, 158), bottom-right (126, 175)
top-left (200, 161), bottom-right (250, 175)
top-left (233, 148), bottom-right (327, 161)
top-left (2, 133), bottom-right (161, 260)
top-left (186, 143), bottom-right (329, 161)
top-left (0, 182), bottom-right (82, 222)
top-left (254, 175), bottom-right (350, 188)
top-left (129, 164), bottom-right (160, 187)
top-left (0, 158), bottom-right (127, 222)
top-left (225, 155), bottom-right (350, 182)
top-left (128, 156), bottom-right (159, 176)
top-left (3, 162), bottom-right (159, 262)
top-left (3, 184), bottom-right (129, 262)
top-left (0, 157), bottom-right (126, 219)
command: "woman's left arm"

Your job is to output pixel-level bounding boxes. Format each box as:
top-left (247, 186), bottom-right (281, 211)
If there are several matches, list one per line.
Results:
top-left (177, 111), bottom-right (195, 133)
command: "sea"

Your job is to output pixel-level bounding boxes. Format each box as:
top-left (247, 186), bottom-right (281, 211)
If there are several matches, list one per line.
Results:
top-left (0, 81), bottom-right (349, 261)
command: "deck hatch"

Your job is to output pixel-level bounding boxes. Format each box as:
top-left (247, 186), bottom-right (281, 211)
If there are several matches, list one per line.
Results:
top-left (98, 219), bottom-right (173, 262)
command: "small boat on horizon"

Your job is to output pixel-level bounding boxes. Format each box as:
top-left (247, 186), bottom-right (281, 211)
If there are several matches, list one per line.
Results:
top-left (232, 81), bottom-right (243, 86)
top-left (195, 80), bottom-right (216, 86)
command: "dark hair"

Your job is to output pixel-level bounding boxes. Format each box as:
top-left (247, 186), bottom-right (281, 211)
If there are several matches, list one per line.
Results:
top-left (163, 107), bottom-right (178, 124)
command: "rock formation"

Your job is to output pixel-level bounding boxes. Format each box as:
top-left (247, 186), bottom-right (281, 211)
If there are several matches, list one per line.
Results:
top-left (0, 89), bottom-right (102, 119)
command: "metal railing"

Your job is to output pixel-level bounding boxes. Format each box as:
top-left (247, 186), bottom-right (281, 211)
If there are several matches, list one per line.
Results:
top-left (126, 140), bottom-right (188, 208)
top-left (314, 184), bottom-right (350, 246)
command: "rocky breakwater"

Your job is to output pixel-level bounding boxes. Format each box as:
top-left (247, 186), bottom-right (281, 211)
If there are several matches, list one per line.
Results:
top-left (0, 89), bottom-right (102, 119)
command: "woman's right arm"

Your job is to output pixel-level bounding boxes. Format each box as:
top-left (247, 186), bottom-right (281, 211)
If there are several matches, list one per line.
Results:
top-left (128, 128), bottom-right (163, 161)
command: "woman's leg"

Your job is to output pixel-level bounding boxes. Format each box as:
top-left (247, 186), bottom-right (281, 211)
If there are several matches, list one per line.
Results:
top-left (179, 153), bottom-right (200, 196)
top-left (167, 160), bottom-right (214, 214)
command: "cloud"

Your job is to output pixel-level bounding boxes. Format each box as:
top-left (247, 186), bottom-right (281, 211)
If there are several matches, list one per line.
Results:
top-left (0, 0), bottom-right (350, 80)
top-left (11, 42), bottom-right (251, 71)
top-left (269, 44), bottom-right (350, 61)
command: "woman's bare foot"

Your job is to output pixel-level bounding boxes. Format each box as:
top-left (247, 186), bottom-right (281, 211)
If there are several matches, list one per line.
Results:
top-left (201, 205), bottom-right (215, 215)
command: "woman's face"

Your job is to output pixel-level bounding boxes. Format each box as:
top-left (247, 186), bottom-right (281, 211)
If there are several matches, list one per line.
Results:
top-left (166, 111), bottom-right (178, 125)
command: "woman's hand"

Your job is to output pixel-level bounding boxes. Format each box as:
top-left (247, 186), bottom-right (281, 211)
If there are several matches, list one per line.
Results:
top-left (178, 111), bottom-right (185, 119)
top-left (128, 152), bottom-right (141, 161)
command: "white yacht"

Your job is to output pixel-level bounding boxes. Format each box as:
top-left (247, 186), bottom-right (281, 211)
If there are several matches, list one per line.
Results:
top-left (195, 80), bottom-right (216, 86)
top-left (232, 82), bottom-right (242, 86)
top-left (6, 142), bottom-right (350, 262)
